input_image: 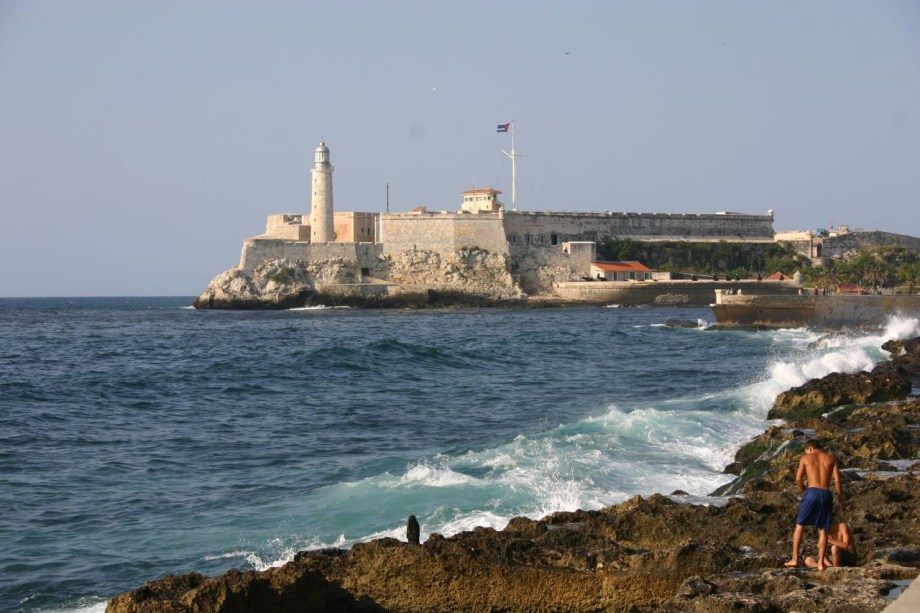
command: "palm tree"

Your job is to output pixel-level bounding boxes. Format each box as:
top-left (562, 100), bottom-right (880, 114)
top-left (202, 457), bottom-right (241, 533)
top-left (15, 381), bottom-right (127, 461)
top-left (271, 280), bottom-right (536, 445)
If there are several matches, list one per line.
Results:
top-left (898, 263), bottom-right (920, 294)
top-left (864, 261), bottom-right (889, 293)
top-left (816, 260), bottom-right (841, 293)
top-left (847, 251), bottom-right (875, 290)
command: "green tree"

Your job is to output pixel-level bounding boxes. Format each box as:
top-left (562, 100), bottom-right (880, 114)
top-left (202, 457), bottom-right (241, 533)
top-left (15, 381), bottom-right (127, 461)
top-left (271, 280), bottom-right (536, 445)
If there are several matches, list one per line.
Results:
top-left (864, 260), bottom-right (889, 291)
top-left (898, 263), bottom-right (920, 294)
top-left (816, 260), bottom-right (842, 293)
top-left (846, 250), bottom-right (875, 288)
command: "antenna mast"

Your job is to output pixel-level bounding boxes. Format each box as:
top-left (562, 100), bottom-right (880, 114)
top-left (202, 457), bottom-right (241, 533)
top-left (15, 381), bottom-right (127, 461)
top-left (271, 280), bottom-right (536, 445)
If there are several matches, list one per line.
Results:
top-left (501, 121), bottom-right (517, 208)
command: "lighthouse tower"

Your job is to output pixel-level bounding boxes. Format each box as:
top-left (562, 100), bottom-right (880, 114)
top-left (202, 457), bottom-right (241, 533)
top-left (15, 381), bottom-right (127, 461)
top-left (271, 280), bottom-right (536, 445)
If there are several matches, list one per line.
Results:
top-left (310, 142), bottom-right (334, 243)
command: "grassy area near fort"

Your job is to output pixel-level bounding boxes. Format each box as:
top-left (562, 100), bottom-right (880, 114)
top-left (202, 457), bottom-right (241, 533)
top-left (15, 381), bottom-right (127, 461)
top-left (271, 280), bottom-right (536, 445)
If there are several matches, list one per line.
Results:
top-left (599, 239), bottom-right (920, 293)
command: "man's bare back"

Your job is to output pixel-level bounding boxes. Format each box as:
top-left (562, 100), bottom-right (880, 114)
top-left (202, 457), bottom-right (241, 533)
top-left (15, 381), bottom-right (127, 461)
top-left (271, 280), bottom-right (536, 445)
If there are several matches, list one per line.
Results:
top-left (796, 445), bottom-right (843, 506)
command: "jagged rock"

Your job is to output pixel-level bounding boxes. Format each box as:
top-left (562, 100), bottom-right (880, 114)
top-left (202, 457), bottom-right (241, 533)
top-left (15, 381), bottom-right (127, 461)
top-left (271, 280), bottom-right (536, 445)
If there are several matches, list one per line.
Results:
top-left (767, 341), bottom-right (920, 420)
top-left (769, 370), bottom-right (911, 420)
top-left (192, 259), bottom-right (318, 310)
top-left (406, 515), bottom-right (420, 546)
top-left (194, 249), bottom-right (527, 309)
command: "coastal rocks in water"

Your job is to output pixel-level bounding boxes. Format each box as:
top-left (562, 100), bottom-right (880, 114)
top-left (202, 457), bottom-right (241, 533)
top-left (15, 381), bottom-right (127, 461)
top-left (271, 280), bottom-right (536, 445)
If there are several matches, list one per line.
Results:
top-left (192, 258), bottom-right (341, 310)
top-left (768, 338), bottom-right (920, 420)
top-left (768, 370), bottom-right (911, 420)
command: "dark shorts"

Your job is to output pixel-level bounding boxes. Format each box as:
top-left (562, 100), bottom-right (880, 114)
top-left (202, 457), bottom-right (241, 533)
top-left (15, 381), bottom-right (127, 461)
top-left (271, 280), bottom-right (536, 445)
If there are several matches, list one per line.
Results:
top-left (796, 487), bottom-right (832, 531)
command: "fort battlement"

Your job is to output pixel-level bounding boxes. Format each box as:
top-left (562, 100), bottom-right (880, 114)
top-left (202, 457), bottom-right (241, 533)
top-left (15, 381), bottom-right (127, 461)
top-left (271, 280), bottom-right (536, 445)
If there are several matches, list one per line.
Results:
top-left (502, 209), bottom-right (775, 250)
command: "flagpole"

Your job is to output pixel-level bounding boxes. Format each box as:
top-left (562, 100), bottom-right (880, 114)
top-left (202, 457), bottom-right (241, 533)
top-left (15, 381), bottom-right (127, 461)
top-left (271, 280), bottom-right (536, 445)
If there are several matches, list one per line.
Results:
top-left (501, 121), bottom-right (517, 209)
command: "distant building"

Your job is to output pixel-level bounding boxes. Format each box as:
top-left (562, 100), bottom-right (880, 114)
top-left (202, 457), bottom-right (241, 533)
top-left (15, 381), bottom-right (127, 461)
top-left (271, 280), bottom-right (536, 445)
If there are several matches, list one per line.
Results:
top-left (591, 261), bottom-right (652, 281)
top-left (460, 188), bottom-right (503, 214)
top-left (334, 212), bottom-right (377, 243)
top-left (775, 225), bottom-right (853, 259)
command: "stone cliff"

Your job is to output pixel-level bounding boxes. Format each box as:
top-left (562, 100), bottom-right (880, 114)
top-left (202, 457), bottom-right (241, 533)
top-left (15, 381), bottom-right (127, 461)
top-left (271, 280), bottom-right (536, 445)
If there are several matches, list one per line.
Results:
top-left (193, 248), bottom-right (528, 310)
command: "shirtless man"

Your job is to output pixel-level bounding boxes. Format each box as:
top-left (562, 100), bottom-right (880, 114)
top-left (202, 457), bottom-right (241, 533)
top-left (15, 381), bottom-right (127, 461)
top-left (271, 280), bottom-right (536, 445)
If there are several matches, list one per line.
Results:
top-left (784, 439), bottom-right (843, 570)
top-left (804, 522), bottom-right (857, 568)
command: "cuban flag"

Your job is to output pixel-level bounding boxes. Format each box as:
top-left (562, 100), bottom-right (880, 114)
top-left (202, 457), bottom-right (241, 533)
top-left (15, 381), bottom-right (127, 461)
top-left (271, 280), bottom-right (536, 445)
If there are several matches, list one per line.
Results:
top-left (496, 123), bottom-right (510, 133)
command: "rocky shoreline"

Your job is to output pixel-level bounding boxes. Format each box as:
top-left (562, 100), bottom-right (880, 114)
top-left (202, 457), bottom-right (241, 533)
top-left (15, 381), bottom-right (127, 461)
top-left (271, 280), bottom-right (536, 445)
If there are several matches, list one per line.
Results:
top-left (107, 338), bottom-right (920, 612)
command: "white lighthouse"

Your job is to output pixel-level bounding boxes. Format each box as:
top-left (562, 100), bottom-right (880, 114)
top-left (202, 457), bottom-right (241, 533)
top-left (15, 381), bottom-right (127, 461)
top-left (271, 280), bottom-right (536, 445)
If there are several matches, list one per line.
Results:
top-left (310, 142), bottom-right (334, 243)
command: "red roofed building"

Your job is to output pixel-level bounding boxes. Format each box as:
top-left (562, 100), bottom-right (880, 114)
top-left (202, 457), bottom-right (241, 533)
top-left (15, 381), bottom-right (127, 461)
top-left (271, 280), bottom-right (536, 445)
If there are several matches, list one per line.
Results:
top-left (590, 261), bottom-right (652, 281)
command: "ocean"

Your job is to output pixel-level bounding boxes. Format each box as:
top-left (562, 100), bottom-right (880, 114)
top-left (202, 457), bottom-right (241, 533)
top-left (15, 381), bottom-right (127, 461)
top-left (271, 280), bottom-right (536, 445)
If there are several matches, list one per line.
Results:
top-left (1, 297), bottom-right (917, 612)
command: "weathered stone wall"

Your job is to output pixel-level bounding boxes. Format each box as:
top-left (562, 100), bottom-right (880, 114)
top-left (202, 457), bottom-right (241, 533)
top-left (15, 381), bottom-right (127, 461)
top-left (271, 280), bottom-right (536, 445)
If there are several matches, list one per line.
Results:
top-left (334, 211), bottom-right (377, 243)
top-left (503, 211), bottom-right (775, 246)
top-left (264, 214), bottom-right (310, 240)
top-left (821, 231), bottom-right (920, 259)
top-left (380, 212), bottom-right (510, 256)
top-left (240, 239), bottom-right (380, 272)
top-left (775, 230), bottom-right (818, 258)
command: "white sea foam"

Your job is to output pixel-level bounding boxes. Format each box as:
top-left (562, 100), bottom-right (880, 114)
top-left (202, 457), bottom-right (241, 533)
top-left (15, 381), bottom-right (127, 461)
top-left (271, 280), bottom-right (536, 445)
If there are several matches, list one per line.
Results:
top-left (438, 510), bottom-right (511, 535)
top-left (735, 318), bottom-right (918, 419)
top-left (39, 602), bottom-right (107, 613)
top-left (287, 305), bottom-right (351, 311)
top-left (398, 462), bottom-right (479, 487)
top-left (883, 314), bottom-right (920, 341)
top-left (232, 534), bottom-right (349, 571)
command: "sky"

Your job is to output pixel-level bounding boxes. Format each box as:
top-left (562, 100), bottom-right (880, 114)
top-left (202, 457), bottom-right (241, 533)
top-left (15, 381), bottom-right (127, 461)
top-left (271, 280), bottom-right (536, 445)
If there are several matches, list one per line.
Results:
top-left (1, 1), bottom-right (918, 297)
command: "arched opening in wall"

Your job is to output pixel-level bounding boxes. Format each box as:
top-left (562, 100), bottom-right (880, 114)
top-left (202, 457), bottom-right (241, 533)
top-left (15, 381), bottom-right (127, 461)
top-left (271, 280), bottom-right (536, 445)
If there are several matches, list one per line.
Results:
top-left (551, 233), bottom-right (559, 246)
top-left (815, 243), bottom-right (822, 258)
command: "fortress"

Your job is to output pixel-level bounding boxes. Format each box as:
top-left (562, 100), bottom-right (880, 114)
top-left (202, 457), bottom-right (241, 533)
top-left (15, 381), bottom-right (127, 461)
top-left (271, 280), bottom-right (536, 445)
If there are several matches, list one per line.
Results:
top-left (197, 143), bottom-right (778, 308)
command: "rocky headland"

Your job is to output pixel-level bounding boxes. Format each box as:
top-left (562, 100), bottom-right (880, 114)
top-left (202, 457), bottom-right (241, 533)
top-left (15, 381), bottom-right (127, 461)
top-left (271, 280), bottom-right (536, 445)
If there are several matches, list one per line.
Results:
top-left (192, 251), bottom-right (529, 310)
top-left (108, 338), bottom-right (920, 612)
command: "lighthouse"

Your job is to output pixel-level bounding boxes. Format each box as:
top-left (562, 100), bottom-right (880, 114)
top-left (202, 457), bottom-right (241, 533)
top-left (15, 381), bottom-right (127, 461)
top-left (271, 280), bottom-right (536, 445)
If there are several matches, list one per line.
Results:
top-left (310, 142), bottom-right (334, 243)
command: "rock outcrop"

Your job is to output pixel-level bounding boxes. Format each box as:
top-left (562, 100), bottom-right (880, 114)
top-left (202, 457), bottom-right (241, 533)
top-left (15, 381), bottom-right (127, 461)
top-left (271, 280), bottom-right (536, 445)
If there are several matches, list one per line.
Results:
top-left (193, 249), bottom-right (527, 310)
top-left (768, 338), bottom-right (920, 420)
top-left (108, 340), bottom-right (920, 612)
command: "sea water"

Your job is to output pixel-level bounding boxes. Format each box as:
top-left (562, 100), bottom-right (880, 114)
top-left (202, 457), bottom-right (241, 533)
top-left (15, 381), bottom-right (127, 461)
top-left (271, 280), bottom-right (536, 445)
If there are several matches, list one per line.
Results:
top-left (1, 297), bottom-right (917, 612)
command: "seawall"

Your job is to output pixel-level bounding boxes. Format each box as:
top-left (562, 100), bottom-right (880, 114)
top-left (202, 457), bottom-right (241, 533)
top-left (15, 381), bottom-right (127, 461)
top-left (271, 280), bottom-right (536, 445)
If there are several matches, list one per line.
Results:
top-left (556, 280), bottom-right (800, 306)
top-left (712, 292), bottom-right (920, 329)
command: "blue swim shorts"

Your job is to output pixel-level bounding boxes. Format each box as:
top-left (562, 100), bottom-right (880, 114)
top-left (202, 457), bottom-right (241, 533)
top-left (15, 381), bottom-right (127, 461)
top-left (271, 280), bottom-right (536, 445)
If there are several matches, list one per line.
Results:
top-left (796, 487), bottom-right (832, 531)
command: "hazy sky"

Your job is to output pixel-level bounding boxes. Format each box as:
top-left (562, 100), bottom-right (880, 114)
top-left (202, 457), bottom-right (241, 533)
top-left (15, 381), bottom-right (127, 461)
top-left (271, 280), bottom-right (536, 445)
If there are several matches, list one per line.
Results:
top-left (1, 1), bottom-right (918, 297)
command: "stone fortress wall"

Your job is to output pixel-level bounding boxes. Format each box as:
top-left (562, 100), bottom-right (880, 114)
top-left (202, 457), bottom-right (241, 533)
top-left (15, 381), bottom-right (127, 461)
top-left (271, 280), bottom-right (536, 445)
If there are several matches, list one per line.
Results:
top-left (240, 239), bottom-right (380, 272)
top-left (503, 210), bottom-right (776, 248)
top-left (377, 211), bottom-right (511, 257)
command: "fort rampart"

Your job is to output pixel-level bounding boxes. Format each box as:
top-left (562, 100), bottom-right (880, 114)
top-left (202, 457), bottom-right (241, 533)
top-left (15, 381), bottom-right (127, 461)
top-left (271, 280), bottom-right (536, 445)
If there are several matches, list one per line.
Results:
top-left (378, 212), bottom-right (510, 256)
top-left (503, 211), bottom-right (775, 248)
top-left (240, 240), bottom-right (380, 272)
